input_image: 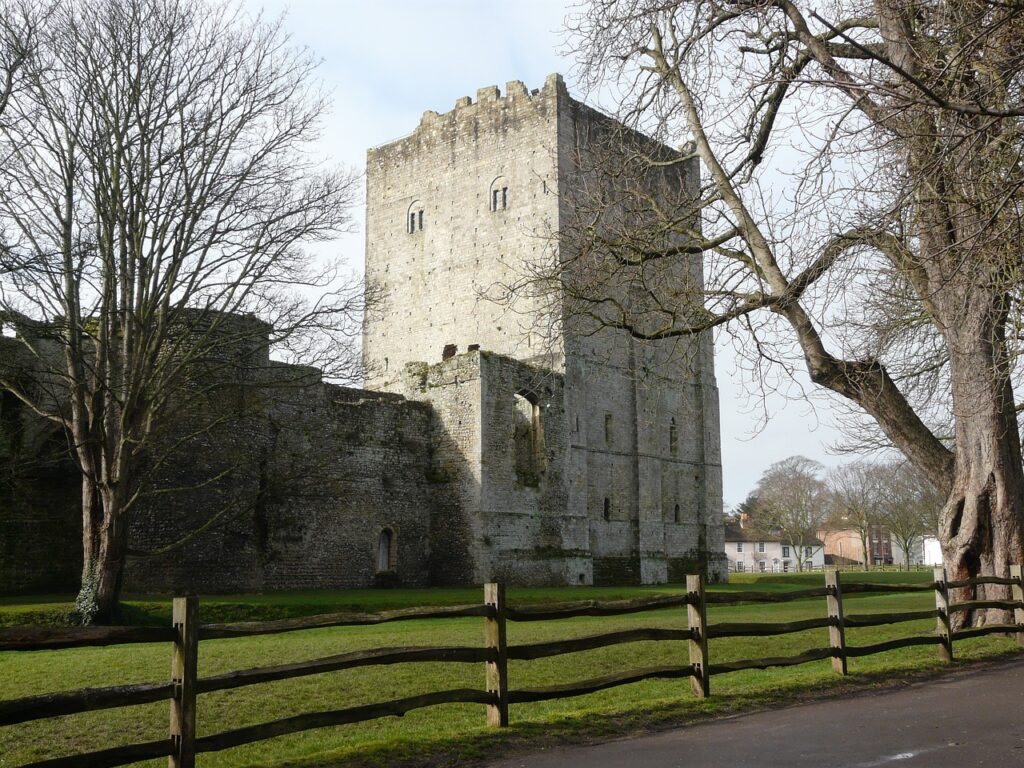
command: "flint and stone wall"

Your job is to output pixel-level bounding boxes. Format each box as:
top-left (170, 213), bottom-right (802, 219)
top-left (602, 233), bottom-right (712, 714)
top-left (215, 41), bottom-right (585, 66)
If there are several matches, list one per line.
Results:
top-left (0, 340), bottom-right (441, 594)
top-left (123, 376), bottom-right (438, 594)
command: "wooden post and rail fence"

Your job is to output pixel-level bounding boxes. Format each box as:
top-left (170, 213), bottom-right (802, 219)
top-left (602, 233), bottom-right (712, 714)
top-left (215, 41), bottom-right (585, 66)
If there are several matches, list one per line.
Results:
top-left (2, 567), bottom-right (1023, 768)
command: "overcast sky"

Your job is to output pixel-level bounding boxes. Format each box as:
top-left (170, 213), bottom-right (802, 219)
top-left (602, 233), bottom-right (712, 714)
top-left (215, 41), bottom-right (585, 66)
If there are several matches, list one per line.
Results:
top-left (246, 0), bottom-right (848, 506)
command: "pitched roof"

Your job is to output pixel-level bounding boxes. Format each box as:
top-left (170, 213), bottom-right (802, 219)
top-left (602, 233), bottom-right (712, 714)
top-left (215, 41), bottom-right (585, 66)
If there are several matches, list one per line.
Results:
top-left (723, 521), bottom-right (823, 546)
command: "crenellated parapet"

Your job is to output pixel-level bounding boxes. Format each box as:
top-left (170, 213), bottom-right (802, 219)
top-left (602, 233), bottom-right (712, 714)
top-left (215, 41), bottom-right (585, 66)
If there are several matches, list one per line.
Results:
top-left (368, 74), bottom-right (566, 165)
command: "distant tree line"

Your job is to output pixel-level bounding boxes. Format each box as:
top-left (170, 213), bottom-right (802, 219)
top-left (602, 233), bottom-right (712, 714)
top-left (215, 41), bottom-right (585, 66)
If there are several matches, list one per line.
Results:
top-left (735, 455), bottom-right (944, 571)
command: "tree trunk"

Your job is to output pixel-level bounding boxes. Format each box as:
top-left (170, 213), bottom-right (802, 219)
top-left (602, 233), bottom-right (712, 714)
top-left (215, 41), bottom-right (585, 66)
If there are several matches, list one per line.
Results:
top-left (940, 321), bottom-right (1024, 627)
top-left (80, 479), bottom-right (101, 581)
top-left (77, 478), bottom-right (129, 624)
top-left (91, 524), bottom-right (126, 623)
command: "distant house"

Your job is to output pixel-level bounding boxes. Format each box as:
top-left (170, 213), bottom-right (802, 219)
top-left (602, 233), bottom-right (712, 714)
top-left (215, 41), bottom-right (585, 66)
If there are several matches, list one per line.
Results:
top-left (723, 520), bottom-right (825, 573)
top-left (889, 538), bottom-right (926, 567)
top-left (819, 525), bottom-right (895, 567)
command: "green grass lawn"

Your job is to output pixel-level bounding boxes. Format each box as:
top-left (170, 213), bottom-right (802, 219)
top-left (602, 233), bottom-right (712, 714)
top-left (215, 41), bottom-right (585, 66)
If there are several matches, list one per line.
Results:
top-left (1, 572), bottom-right (1020, 768)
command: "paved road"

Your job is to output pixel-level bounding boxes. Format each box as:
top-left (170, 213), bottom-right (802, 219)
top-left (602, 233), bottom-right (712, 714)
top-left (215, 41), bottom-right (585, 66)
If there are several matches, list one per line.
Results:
top-left (488, 661), bottom-right (1024, 768)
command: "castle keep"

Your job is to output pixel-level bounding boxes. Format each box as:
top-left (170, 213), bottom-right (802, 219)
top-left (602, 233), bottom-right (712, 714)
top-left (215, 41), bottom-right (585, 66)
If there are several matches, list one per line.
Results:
top-left (0, 75), bottom-right (726, 594)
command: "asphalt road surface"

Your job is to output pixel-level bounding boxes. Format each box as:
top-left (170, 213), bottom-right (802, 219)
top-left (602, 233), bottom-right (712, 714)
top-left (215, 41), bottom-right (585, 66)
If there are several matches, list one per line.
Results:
top-left (488, 660), bottom-right (1024, 768)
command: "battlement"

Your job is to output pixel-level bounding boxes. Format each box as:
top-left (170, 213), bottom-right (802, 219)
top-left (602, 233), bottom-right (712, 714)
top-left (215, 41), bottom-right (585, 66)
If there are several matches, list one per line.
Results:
top-left (368, 73), bottom-right (567, 161)
top-left (446, 72), bottom-right (562, 121)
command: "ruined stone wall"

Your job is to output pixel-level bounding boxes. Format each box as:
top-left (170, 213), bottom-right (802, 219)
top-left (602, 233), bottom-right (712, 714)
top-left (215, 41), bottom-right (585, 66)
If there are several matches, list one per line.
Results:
top-left (400, 354), bottom-right (482, 585)
top-left (0, 329), bottom-right (439, 595)
top-left (476, 352), bottom-right (588, 585)
top-left (0, 335), bottom-right (82, 594)
top-left (400, 350), bottom-right (589, 586)
top-left (123, 374), bottom-right (437, 594)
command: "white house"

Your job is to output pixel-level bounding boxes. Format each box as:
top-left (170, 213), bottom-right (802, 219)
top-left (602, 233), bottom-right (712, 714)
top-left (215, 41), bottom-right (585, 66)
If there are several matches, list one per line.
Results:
top-left (723, 521), bottom-right (826, 573)
top-left (922, 536), bottom-right (943, 566)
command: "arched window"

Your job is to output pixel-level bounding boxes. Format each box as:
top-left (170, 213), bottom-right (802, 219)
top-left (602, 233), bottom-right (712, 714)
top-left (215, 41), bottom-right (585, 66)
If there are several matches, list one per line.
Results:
top-left (407, 200), bottom-right (423, 233)
top-left (604, 413), bottom-right (613, 447)
top-left (674, 503), bottom-right (680, 523)
top-left (669, 418), bottom-right (678, 456)
top-left (377, 528), bottom-right (396, 572)
top-left (489, 176), bottom-right (509, 212)
top-left (603, 497), bottom-right (611, 520)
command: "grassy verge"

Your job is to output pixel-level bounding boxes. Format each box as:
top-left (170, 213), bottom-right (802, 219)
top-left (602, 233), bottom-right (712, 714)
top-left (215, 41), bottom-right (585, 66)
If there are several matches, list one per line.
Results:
top-left (0, 570), bottom-right (937, 627)
top-left (1, 573), bottom-right (1019, 768)
top-left (0, 585), bottom-right (706, 627)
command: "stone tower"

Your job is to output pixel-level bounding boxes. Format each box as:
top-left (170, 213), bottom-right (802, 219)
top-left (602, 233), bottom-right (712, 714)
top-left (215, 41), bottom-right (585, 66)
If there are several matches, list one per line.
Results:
top-left (364, 73), bottom-right (727, 585)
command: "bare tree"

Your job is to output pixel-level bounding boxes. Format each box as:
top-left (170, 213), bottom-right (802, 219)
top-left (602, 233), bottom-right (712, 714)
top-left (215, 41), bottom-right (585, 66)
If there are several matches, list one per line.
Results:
top-left (751, 455), bottom-right (828, 571)
top-left (878, 461), bottom-right (944, 570)
top-left (549, 0), bottom-right (1024, 623)
top-left (826, 461), bottom-right (885, 570)
top-left (0, 1), bottom-right (41, 122)
top-left (0, 0), bottom-right (362, 622)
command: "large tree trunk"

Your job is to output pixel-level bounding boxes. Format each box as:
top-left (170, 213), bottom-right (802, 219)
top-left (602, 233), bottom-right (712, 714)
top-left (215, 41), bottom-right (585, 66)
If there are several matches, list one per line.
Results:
top-left (91, 505), bottom-right (127, 623)
top-left (77, 478), bottom-right (129, 624)
top-left (939, 316), bottom-right (1024, 627)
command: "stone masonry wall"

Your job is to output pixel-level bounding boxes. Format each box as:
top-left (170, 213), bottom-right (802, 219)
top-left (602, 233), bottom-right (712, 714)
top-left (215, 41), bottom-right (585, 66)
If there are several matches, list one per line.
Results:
top-left (400, 354), bottom-right (482, 585)
top-left (401, 350), bottom-right (589, 586)
top-left (123, 375), bottom-right (437, 594)
top-left (476, 352), bottom-right (588, 585)
top-left (0, 335), bottom-right (439, 595)
top-left (555, 89), bottom-right (727, 584)
top-left (0, 335), bottom-right (82, 594)
top-left (363, 75), bottom-right (565, 391)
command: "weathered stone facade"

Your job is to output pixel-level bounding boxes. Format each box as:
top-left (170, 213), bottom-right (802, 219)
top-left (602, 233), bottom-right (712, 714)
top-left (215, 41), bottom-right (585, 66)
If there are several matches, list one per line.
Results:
top-left (0, 74), bottom-right (725, 594)
top-left (363, 73), bottom-right (725, 586)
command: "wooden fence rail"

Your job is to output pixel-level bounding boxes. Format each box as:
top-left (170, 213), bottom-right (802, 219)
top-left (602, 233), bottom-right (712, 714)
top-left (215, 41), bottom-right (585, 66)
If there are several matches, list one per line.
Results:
top-left (0, 625), bottom-right (176, 652)
top-left (4, 567), bottom-right (1024, 768)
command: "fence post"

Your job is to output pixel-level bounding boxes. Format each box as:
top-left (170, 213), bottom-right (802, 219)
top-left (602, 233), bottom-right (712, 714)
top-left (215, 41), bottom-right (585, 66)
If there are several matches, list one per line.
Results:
top-left (687, 574), bottom-right (710, 698)
top-left (1010, 565), bottom-right (1024, 647)
top-left (933, 567), bottom-right (953, 662)
top-left (825, 570), bottom-right (847, 675)
top-left (169, 595), bottom-right (198, 768)
top-left (484, 583), bottom-right (509, 727)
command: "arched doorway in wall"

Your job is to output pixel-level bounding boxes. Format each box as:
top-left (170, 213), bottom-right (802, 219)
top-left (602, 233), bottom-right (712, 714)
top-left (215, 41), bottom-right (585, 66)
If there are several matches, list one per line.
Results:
top-left (377, 528), bottom-right (396, 572)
